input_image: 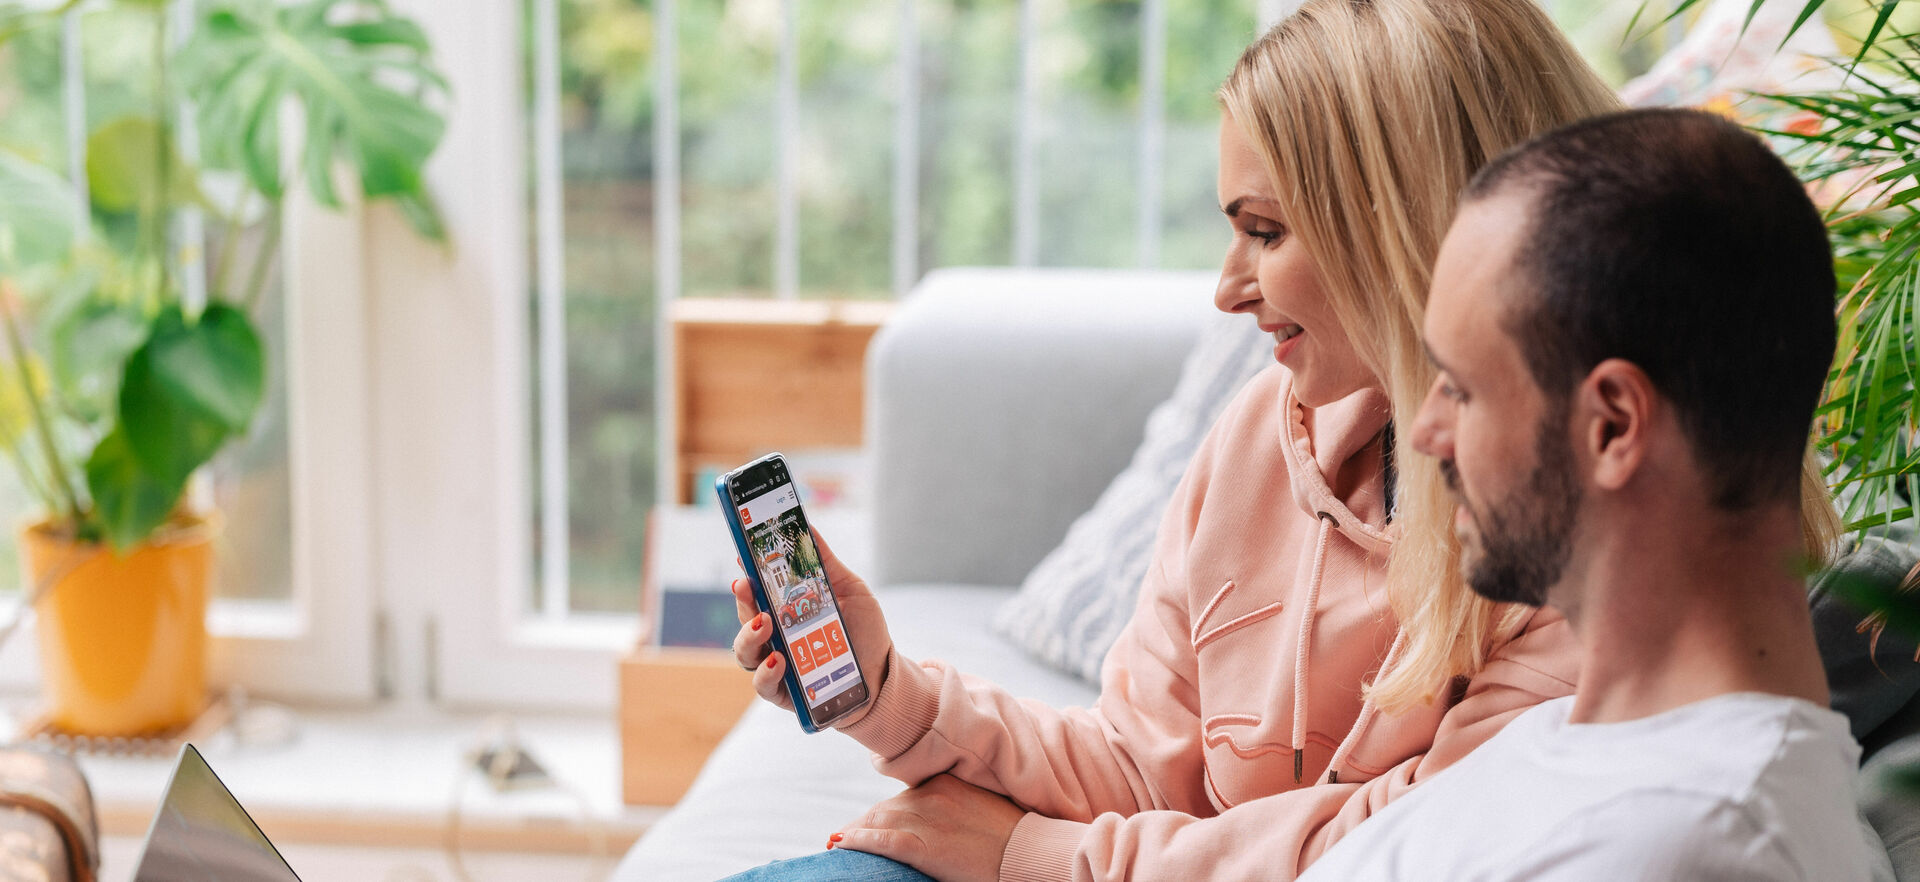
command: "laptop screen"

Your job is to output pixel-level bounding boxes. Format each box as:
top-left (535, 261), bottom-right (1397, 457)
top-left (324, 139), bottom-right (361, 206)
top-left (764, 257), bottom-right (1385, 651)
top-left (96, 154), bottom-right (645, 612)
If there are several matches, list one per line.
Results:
top-left (132, 743), bottom-right (302, 882)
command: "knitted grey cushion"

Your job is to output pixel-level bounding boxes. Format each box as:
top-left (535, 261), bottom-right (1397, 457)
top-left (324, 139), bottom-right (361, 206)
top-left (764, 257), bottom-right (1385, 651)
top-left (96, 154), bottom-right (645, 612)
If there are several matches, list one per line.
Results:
top-left (993, 311), bottom-right (1274, 683)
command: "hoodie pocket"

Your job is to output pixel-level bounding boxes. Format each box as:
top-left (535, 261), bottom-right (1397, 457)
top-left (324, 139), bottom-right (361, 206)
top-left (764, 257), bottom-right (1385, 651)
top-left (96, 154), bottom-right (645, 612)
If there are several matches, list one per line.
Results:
top-left (1201, 714), bottom-right (1338, 807)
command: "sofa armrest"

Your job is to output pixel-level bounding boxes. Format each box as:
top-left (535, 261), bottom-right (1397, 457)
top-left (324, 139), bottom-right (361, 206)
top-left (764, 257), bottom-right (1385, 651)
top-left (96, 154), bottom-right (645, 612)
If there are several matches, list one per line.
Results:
top-left (865, 267), bottom-right (1217, 587)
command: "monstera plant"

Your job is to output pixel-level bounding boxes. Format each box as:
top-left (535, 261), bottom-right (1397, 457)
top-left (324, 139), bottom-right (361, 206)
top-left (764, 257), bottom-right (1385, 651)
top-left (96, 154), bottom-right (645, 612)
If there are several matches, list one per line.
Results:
top-left (0, 0), bottom-right (447, 736)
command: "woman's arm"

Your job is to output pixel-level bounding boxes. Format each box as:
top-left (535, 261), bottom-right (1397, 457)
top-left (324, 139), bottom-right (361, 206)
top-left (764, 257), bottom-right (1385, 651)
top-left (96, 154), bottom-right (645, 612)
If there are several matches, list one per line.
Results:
top-left (838, 513), bottom-right (1214, 821)
top-left (991, 608), bottom-right (1579, 881)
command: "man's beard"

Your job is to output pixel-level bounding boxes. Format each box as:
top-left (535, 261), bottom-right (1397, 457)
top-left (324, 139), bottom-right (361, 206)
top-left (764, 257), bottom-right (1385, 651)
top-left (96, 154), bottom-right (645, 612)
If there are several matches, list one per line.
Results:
top-left (1441, 408), bottom-right (1581, 607)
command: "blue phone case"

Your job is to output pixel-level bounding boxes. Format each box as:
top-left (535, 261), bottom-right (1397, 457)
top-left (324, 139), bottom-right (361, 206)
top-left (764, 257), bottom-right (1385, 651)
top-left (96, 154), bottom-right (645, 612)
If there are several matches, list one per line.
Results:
top-left (716, 462), bottom-right (827, 733)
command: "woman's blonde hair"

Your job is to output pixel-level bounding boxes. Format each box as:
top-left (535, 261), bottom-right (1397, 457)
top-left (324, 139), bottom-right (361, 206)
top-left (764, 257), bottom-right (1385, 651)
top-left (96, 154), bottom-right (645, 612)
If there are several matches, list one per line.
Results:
top-left (1219, 0), bottom-right (1841, 713)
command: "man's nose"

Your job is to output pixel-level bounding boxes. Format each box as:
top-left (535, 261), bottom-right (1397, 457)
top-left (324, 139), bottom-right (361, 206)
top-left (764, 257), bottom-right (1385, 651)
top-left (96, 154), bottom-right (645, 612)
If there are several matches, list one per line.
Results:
top-left (1410, 382), bottom-right (1452, 459)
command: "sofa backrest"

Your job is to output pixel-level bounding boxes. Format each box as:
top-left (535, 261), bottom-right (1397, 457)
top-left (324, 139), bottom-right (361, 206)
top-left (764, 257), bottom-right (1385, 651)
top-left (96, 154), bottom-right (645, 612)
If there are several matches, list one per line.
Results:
top-left (866, 267), bottom-right (1216, 588)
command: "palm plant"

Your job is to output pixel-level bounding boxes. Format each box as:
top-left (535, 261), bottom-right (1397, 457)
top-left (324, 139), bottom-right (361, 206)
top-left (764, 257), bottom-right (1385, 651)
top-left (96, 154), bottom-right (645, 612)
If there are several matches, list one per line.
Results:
top-left (1763, 61), bottom-right (1920, 536)
top-left (1646, 0), bottom-right (1919, 537)
top-left (1594, 1), bottom-right (1920, 629)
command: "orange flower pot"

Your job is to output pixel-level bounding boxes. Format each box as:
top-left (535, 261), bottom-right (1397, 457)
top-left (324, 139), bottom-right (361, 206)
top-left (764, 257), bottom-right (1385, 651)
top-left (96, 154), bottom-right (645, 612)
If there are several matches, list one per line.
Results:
top-left (21, 517), bottom-right (214, 736)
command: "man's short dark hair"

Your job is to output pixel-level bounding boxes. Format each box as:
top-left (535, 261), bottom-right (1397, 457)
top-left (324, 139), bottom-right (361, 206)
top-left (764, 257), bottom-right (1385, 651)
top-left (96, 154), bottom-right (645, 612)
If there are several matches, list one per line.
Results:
top-left (1463, 108), bottom-right (1835, 510)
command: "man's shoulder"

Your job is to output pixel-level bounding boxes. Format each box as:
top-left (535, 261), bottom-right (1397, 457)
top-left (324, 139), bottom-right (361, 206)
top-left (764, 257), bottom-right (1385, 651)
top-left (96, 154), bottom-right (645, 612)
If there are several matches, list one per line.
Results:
top-left (1503, 694), bottom-right (1870, 881)
top-left (1641, 694), bottom-right (1858, 803)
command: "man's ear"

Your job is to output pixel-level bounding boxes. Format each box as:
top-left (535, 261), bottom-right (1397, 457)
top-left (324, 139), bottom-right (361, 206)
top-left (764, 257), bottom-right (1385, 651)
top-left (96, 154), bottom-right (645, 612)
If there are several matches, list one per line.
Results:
top-left (1576, 358), bottom-right (1655, 492)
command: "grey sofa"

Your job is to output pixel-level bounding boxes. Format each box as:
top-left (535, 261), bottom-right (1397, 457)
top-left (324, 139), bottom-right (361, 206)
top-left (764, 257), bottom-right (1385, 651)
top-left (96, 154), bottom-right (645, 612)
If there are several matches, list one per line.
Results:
top-left (613, 267), bottom-right (1920, 881)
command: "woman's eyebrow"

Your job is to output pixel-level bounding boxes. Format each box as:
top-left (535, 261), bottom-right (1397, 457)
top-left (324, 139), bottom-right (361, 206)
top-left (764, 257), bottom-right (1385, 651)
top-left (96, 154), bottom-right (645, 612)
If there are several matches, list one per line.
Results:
top-left (1220, 195), bottom-right (1278, 217)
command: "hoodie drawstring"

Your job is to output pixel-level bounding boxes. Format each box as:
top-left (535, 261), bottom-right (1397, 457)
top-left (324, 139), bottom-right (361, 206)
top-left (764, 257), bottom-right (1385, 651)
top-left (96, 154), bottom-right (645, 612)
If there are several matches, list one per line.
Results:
top-left (1292, 511), bottom-right (1337, 782)
top-left (1324, 629), bottom-right (1406, 784)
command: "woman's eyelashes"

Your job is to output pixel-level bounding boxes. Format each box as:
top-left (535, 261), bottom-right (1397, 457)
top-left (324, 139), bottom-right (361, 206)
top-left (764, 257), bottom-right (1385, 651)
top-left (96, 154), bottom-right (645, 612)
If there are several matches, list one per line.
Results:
top-left (1243, 224), bottom-right (1285, 246)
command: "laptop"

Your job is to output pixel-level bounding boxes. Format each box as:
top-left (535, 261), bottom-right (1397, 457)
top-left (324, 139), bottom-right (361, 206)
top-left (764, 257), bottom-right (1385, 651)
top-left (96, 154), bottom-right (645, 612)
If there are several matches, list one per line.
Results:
top-left (130, 743), bottom-right (302, 881)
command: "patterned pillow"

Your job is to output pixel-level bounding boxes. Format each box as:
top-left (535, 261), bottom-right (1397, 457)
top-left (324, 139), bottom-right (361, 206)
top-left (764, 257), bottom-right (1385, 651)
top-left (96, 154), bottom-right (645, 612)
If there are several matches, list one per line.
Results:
top-left (993, 311), bottom-right (1274, 683)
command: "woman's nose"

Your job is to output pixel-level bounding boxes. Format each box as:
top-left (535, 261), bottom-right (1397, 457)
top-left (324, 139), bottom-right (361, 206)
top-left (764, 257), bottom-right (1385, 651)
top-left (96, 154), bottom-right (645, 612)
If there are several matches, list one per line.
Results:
top-left (1215, 247), bottom-right (1261, 315)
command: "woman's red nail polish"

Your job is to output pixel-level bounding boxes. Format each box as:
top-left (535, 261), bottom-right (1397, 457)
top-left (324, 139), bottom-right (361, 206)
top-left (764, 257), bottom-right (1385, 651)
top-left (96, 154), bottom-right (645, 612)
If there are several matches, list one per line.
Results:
top-left (769, 655), bottom-right (780, 669)
top-left (751, 618), bottom-right (762, 631)
top-left (828, 833), bottom-right (843, 850)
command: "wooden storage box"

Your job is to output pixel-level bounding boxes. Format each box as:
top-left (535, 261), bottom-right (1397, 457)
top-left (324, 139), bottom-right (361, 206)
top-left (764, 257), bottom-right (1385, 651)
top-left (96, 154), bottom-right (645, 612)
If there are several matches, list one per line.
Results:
top-left (618, 647), bottom-right (758, 806)
top-left (671, 298), bottom-right (892, 504)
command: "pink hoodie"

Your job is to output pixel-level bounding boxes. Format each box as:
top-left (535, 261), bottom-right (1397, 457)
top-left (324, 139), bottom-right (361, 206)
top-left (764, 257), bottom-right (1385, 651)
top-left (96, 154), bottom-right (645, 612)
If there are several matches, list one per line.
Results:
top-left (841, 364), bottom-right (1580, 881)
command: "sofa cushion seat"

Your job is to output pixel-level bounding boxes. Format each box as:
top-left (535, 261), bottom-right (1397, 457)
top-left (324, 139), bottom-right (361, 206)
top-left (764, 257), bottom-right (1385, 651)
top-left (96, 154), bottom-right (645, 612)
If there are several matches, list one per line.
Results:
top-left (613, 584), bottom-right (1101, 882)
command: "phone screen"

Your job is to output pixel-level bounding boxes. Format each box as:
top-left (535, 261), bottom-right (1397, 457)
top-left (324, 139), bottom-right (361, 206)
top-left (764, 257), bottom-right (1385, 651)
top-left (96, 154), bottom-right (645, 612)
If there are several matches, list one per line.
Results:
top-left (728, 457), bottom-right (868, 724)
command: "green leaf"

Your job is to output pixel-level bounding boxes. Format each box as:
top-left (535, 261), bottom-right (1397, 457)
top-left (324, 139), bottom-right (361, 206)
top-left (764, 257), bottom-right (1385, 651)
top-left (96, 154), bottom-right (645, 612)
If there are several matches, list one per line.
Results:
top-left (117, 303), bottom-right (264, 483)
top-left (328, 19), bottom-right (428, 51)
top-left (84, 427), bottom-right (185, 552)
top-left (179, 0), bottom-right (448, 222)
top-left (1822, 560), bottom-right (1920, 638)
top-left (392, 188), bottom-right (446, 243)
top-left (1856, 0), bottom-right (1906, 68)
top-left (1787, 0), bottom-right (1833, 51)
top-left (0, 148), bottom-right (77, 271)
top-left (241, 68), bottom-right (287, 200)
top-left (1628, 0), bottom-right (1704, 43)
top-left (48, 300), bottom-right (149, 424)
top-left (301, 102), bottom-right (342, 208)
top-left (85, 116), bottom-right (200, 214)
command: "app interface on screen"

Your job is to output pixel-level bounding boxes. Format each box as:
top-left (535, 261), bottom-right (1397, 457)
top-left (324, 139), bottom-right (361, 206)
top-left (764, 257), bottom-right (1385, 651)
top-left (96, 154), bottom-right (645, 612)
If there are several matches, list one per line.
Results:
top-left (736, 477), bottom-right (862, 712)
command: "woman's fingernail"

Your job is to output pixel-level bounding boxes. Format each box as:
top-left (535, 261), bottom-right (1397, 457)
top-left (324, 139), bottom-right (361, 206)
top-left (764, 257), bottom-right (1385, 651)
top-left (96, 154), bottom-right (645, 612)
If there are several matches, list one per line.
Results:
top-left (751, 617), bottom-right (762, 632)
top-left (768, 655), bottom-right (780, 669)
top-left (828, 833), bottom-right (843, 850)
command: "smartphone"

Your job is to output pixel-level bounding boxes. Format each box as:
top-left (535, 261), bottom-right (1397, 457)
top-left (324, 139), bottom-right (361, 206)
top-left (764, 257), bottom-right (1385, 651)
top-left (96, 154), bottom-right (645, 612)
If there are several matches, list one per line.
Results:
top-left (717, 452), bottom-right (871, 732)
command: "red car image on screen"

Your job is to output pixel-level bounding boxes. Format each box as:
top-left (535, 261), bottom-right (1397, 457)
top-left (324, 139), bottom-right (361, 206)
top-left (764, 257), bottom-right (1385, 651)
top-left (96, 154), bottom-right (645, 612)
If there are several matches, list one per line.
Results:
top-left (778, 581), bottom-right (824, 629)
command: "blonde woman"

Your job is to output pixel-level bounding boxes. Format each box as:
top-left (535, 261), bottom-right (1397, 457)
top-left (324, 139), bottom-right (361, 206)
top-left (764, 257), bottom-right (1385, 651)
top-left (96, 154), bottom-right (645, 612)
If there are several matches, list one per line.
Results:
top-left (723, 2), bottom-right (1839, 880)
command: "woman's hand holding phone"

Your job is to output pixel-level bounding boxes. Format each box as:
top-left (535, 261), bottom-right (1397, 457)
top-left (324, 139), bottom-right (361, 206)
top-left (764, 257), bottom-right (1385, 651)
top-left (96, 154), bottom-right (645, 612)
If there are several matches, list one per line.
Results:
top-left (730, 528), bottom-right (893, 728)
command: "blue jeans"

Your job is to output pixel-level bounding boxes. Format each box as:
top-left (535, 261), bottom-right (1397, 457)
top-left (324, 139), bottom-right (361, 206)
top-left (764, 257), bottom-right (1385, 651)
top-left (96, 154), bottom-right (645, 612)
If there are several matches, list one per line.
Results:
top-left (718, 849), bottom-right (937, 881)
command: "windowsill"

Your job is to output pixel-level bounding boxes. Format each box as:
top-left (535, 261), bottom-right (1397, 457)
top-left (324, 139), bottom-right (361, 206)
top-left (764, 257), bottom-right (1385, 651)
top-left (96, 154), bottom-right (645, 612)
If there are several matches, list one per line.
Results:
top-left (0, 596), bottom-right (308, 642)
top-left (3, 700), bottom-right (667, 855)
top-left (205, 597), bottom-right (306, 640)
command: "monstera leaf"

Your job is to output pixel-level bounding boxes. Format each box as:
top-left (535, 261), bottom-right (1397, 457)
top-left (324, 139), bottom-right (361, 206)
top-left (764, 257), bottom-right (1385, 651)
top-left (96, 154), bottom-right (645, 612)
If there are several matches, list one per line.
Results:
top-left (177, 0), bottom-right (447, 239)
top-left (85, 302), bottom-right (264, 550)
top-left (85, 427), bottom-right (184, 552)
top-left (117, 303), bottom-right (263, 483)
